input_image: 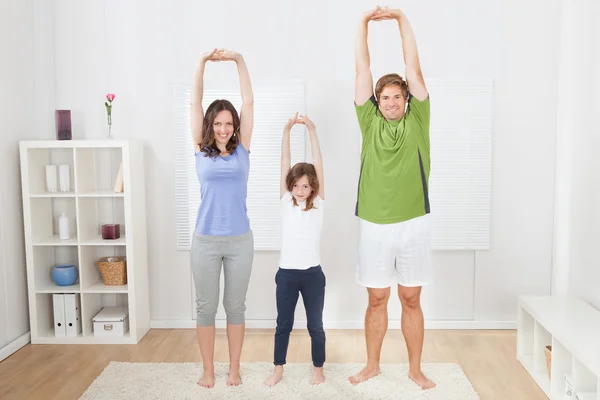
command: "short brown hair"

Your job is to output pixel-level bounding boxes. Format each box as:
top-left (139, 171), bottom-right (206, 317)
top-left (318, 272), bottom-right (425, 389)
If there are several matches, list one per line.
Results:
top-left (200, 99), bottom-right (240, 158)
top-left (285, 162), bottom-right (320, 211)
top-left (375, 73), bottom-right (409, 103)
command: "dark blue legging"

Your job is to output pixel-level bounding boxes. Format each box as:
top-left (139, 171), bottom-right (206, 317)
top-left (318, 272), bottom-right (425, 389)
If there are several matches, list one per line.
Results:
top-left (273, 266), bottom-right (326, 367)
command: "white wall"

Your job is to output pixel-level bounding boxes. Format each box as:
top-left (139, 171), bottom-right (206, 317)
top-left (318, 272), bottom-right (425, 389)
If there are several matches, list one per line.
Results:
top-left (50, 0), bottom-right (562, 328)
top-left (0, 0), bottom-right (49, 358)
top-left (0, 0), bottom-right (32, 355)
top-left (554, 0), bottom-right (600, 311)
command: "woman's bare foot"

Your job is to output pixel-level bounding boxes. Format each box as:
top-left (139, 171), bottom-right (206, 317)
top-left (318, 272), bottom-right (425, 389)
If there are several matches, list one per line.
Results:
top-left (312, 366), bottom-right (326, 385)
top-left (198, 371), bottom-right (214, 388)
top-left (227, 364), bottom-right (242, 387)
top-left (409, 371), bottom-right (436, 390)
top-left (264, 365), bottom-right (284, 387)
top-left (348, 364), bottom-right (380, 385)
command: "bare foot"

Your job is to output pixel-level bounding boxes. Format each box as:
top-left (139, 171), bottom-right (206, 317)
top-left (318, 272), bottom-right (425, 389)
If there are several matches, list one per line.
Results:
top-left (198, 373), bottom-right (214, 388)
top-left (264, 365), bottom-right (283, 387)
top-left (227, 367), bottom-right (242, 387)
top-left (409, 371), bottom-right (436, 390)
top-left (348, 365), bottom-right (380, 385)
top-left (312, 366), bottom-right (326, 385)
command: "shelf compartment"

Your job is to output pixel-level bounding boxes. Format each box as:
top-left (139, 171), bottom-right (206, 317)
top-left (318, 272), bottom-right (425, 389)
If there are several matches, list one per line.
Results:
top-left (81, 293), bottom-right (129, 337)
top-left (35, 293), bottom-right (55, 338)
top-left (75, 147), bottom-right (123, 194)
top-left (550, 339), bottom-right (573, 398)
top-left (30, 197), bottom-right (77, 244)
top-left (77, 197), bottom-right (125, 243)
top-left (26, 148), bottom-right (74, 196)
top-left (79, 245), bottom-right (127, 291)
top-left (533, 322), bottom-right (552, 376)
top-left (33, 246), bottom-right (80, 292)
top-left (573, 357), bottom-right (598, 398)
top-left (34, 293), bottom-right (83, 340)
top-left (517, 307), bottom-right (534, 359)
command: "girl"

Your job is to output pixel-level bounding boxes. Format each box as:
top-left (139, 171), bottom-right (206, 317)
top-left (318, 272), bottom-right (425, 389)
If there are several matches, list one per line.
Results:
top-left (190, 48), bottom-right (254, 389)
top-left (264, 113), bottom-right (326, 386)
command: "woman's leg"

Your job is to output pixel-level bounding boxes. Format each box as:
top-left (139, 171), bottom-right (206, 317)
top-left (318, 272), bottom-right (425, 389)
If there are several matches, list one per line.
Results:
top-left (190, 234), bottom-right (223, 388)
top-left (222, 230), bottom-right (254, 386)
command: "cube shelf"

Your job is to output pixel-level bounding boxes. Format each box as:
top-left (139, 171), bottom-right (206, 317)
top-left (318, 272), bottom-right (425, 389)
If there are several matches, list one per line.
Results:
top-left (517, 296), bottom-right (600, 400)
top-left (20, 140), bottom-right (149, 344)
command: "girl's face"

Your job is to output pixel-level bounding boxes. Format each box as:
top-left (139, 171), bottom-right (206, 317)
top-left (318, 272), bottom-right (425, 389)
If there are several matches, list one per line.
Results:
top-left (291, 175), bottom-right (313, 202)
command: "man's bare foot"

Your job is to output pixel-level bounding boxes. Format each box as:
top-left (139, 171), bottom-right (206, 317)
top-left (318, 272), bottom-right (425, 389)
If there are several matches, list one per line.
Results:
top-left (312, 366), bottom-right (326, 385)
top-left (409, 371), bottom-right (436, 390)
top-left (348, 365), bottom-right (380, 385)
top-left (264, 365), bottom-right (283, 387)
top-left (227, 365), bottom-right (242, 387)
top-left (198, 373), bottom-right (214, 388)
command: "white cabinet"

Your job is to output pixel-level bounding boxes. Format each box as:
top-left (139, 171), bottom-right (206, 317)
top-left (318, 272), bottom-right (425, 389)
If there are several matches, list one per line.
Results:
top-left (517, 295), bottom-right (600, 400)
top-left (19, 140), bottom-right (150, 344)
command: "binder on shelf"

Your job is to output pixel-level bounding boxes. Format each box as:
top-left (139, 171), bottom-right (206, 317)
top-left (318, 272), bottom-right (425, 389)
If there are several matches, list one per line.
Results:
top-left (52, 294), bottom-right (66, 337)
top-left (64, 294), bottom-right (81, 337)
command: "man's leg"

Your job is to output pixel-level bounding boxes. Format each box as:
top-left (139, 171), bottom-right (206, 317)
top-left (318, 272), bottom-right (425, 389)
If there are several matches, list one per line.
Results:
top-left (397, 285), bottom-right (435, 389)
top-left (349, 286), bottom-right (390, 384)
top-left (350, 218), bottom-right (395, 384)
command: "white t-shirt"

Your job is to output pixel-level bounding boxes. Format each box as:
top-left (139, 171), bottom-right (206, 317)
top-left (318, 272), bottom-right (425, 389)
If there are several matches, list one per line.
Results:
top-left (279, 191), bottom-right (324, 270)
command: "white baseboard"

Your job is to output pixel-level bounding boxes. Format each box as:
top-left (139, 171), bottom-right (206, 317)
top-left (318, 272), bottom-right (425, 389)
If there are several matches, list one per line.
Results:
top-left (0, 332), bottom-right (30, 362)
top-left (151, 320), bottom-right (516, 330)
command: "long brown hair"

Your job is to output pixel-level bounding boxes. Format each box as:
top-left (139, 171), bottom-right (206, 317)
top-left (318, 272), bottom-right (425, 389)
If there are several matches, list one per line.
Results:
top-left (286, 162), bottom-right (320, 211)
top-left (199, 99), bottom-right (240, 158)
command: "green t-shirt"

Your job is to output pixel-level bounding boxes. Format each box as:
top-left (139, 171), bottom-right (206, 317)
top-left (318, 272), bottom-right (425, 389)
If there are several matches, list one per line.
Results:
top-left (354, 94), bottom-right (431, 224)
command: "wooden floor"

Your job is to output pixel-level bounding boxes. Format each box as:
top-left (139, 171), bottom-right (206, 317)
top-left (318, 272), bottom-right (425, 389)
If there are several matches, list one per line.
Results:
top-left (0, 329), bottom-right (546, 400)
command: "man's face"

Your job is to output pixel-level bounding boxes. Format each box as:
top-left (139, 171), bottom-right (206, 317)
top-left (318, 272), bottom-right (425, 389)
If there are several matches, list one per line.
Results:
top-left (378, 85), bottom-right (407, 121)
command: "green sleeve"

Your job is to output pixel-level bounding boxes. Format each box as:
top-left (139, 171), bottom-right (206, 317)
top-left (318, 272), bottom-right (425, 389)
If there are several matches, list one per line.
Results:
top-left (354, 95), bottom-right (379, 138)
top-left (407, 94), bottom-right (430, 147)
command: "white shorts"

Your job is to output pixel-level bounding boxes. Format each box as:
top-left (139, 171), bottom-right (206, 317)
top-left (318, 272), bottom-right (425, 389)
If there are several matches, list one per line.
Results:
top-left (356, 215), bottom-right (433, 288)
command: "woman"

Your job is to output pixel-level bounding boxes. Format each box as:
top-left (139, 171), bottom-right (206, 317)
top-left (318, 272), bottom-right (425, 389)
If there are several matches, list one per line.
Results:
top-left (190, 48), bottom-right (254, 389)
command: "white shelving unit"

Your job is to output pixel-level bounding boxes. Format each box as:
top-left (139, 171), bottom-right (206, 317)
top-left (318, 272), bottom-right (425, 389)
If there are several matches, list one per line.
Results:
top-left (517, 296), bottom-right (600, 400)
top-left (19, 140), bottom-right (150, 344)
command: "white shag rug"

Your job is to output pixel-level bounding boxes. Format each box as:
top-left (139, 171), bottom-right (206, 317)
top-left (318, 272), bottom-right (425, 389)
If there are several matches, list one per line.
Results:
top-left (79, 362), bottom-right (480, 400)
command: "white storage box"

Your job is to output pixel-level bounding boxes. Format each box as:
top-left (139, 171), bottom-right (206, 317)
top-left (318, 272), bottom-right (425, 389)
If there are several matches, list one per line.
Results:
top-left (93, 306), bottom-right (129, 336)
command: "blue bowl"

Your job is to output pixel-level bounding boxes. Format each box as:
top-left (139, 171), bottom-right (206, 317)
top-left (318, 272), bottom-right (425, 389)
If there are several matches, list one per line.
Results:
top-left (52, 264), bottom-right (78, 286)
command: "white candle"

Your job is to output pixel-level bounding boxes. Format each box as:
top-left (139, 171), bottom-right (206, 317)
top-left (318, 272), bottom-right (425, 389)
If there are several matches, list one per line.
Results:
top-left (46, 165), bottom-right (57, 193)
top-left (59, 164), bottom-right (70, 192)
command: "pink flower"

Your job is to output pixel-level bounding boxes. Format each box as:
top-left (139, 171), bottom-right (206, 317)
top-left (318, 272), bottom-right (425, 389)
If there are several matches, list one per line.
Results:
top-left (106, 93), bottom-right (116, 102)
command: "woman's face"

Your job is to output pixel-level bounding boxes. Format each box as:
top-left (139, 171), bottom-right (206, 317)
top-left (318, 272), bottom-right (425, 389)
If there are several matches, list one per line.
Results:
top-left (213, 110), bottom-right (234, 145)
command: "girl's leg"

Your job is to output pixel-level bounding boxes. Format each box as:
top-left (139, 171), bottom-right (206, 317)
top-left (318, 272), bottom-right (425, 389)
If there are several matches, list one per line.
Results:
top-left (265, 268), bottom-right (300, 386)
top-left (222, 230), bottom-right (254, 386)
top-left (300, 266), bottom-right (326, 385)
top-left (190, 233), bottom-right (223, 388)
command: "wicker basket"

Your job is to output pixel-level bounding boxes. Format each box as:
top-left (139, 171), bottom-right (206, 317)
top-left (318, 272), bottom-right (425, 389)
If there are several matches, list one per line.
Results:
top-left (544, 345), bottom-right (552, 378)
top-left (97, 256), bottom-right (127, 285)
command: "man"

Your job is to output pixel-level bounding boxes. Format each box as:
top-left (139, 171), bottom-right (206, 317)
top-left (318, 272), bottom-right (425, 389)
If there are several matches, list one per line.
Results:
top-left (349, 6), bottom-right (435, 390)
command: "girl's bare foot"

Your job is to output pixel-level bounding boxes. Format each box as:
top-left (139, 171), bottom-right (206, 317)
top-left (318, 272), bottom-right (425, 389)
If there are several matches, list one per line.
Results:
top-left (312, 366), bottom-right (325, 385)
top-left (264, 365), bottom-right (284, 387)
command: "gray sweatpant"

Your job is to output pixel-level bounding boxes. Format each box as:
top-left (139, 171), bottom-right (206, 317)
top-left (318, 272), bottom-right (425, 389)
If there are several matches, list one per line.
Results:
top-left (190, 230), bottom-right (254, 326)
